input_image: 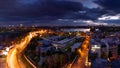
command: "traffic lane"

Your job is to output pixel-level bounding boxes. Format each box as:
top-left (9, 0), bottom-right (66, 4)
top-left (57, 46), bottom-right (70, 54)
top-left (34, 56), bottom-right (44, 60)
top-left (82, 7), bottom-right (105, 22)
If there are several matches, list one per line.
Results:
top-left (71, 36), bottom-right (90, 68)
top-left (7, 48), bottom-right (21, 68)
top-left (6, 31), bottom-right (44, 68)
top-left (7, 36), bottom-right (33, 68)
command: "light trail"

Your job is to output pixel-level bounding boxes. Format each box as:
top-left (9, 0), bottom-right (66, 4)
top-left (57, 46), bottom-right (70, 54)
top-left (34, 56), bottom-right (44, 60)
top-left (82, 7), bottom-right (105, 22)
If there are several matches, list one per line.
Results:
top-left (70, 35), bottom-right (90, 68)
top-left (7, 30), bottom-right (48, 68)
top-left (7, 48), bottom-right (20, 68)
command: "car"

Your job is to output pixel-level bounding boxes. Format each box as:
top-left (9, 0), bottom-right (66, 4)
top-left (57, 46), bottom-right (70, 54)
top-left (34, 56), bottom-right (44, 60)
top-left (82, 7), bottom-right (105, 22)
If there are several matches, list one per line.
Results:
top-left (0, 50), bottom-right (7, 57)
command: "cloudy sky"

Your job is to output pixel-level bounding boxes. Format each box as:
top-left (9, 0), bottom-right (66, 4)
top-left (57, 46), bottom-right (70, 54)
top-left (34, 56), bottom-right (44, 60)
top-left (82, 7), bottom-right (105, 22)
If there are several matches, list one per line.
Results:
top-left (0, 0), bottom-right (120, 26)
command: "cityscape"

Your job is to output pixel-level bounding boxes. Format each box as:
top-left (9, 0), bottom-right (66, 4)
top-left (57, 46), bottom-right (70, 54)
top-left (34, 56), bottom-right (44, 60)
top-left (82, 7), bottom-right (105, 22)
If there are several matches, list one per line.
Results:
top-left (0, 0), bottom-right (120, 68)
top-left (0, 26), bottom-right (120, 68)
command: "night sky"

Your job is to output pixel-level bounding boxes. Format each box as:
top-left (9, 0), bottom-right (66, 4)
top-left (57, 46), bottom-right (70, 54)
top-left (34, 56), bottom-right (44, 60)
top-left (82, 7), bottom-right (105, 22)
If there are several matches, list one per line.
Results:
top-left (0, 0), bottom-right (120, 26)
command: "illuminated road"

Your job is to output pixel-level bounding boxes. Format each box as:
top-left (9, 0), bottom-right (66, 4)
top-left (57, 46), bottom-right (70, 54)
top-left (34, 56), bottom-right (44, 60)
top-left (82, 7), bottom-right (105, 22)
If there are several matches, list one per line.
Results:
top-left (6, 30), bottom-right (90, 68)
top-left (70, 36), bottom-right (90, 68)
top-left (7, 30), bottom-right (47, 68)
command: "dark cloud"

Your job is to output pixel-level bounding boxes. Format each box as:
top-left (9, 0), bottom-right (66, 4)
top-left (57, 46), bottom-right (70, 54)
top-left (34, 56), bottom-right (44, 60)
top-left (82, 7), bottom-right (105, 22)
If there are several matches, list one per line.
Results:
top-left (95, 0), bottom-right (120, 14)
top-left (0, 0), bottom-right (83, 18)
top-left (62, 8), bottom-right (107, 20)
top-left (0, 0), bottom-right (117, 22)
top-left (86, 8), bottom-right (107, 20)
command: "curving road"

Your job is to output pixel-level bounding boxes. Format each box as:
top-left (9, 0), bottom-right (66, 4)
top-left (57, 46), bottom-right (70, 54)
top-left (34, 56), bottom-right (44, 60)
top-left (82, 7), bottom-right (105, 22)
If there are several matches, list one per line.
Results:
top-left (7, 30), bottom-right (46, 68)
top-left (6, 30), bottom-right (90, 68)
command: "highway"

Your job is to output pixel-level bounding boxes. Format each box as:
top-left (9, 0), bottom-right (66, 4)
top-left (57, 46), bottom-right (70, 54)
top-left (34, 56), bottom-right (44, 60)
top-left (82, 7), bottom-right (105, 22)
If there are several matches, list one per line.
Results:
top-left (7, 30), bottom-right (46, 68)
top-left (70, 35), bottom-right (90, 68)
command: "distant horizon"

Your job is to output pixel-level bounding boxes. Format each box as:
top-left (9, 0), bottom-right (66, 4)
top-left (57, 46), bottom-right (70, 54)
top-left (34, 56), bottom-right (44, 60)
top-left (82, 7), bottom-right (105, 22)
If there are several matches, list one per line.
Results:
top-left (0, 19), bottom-right (119, 26)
